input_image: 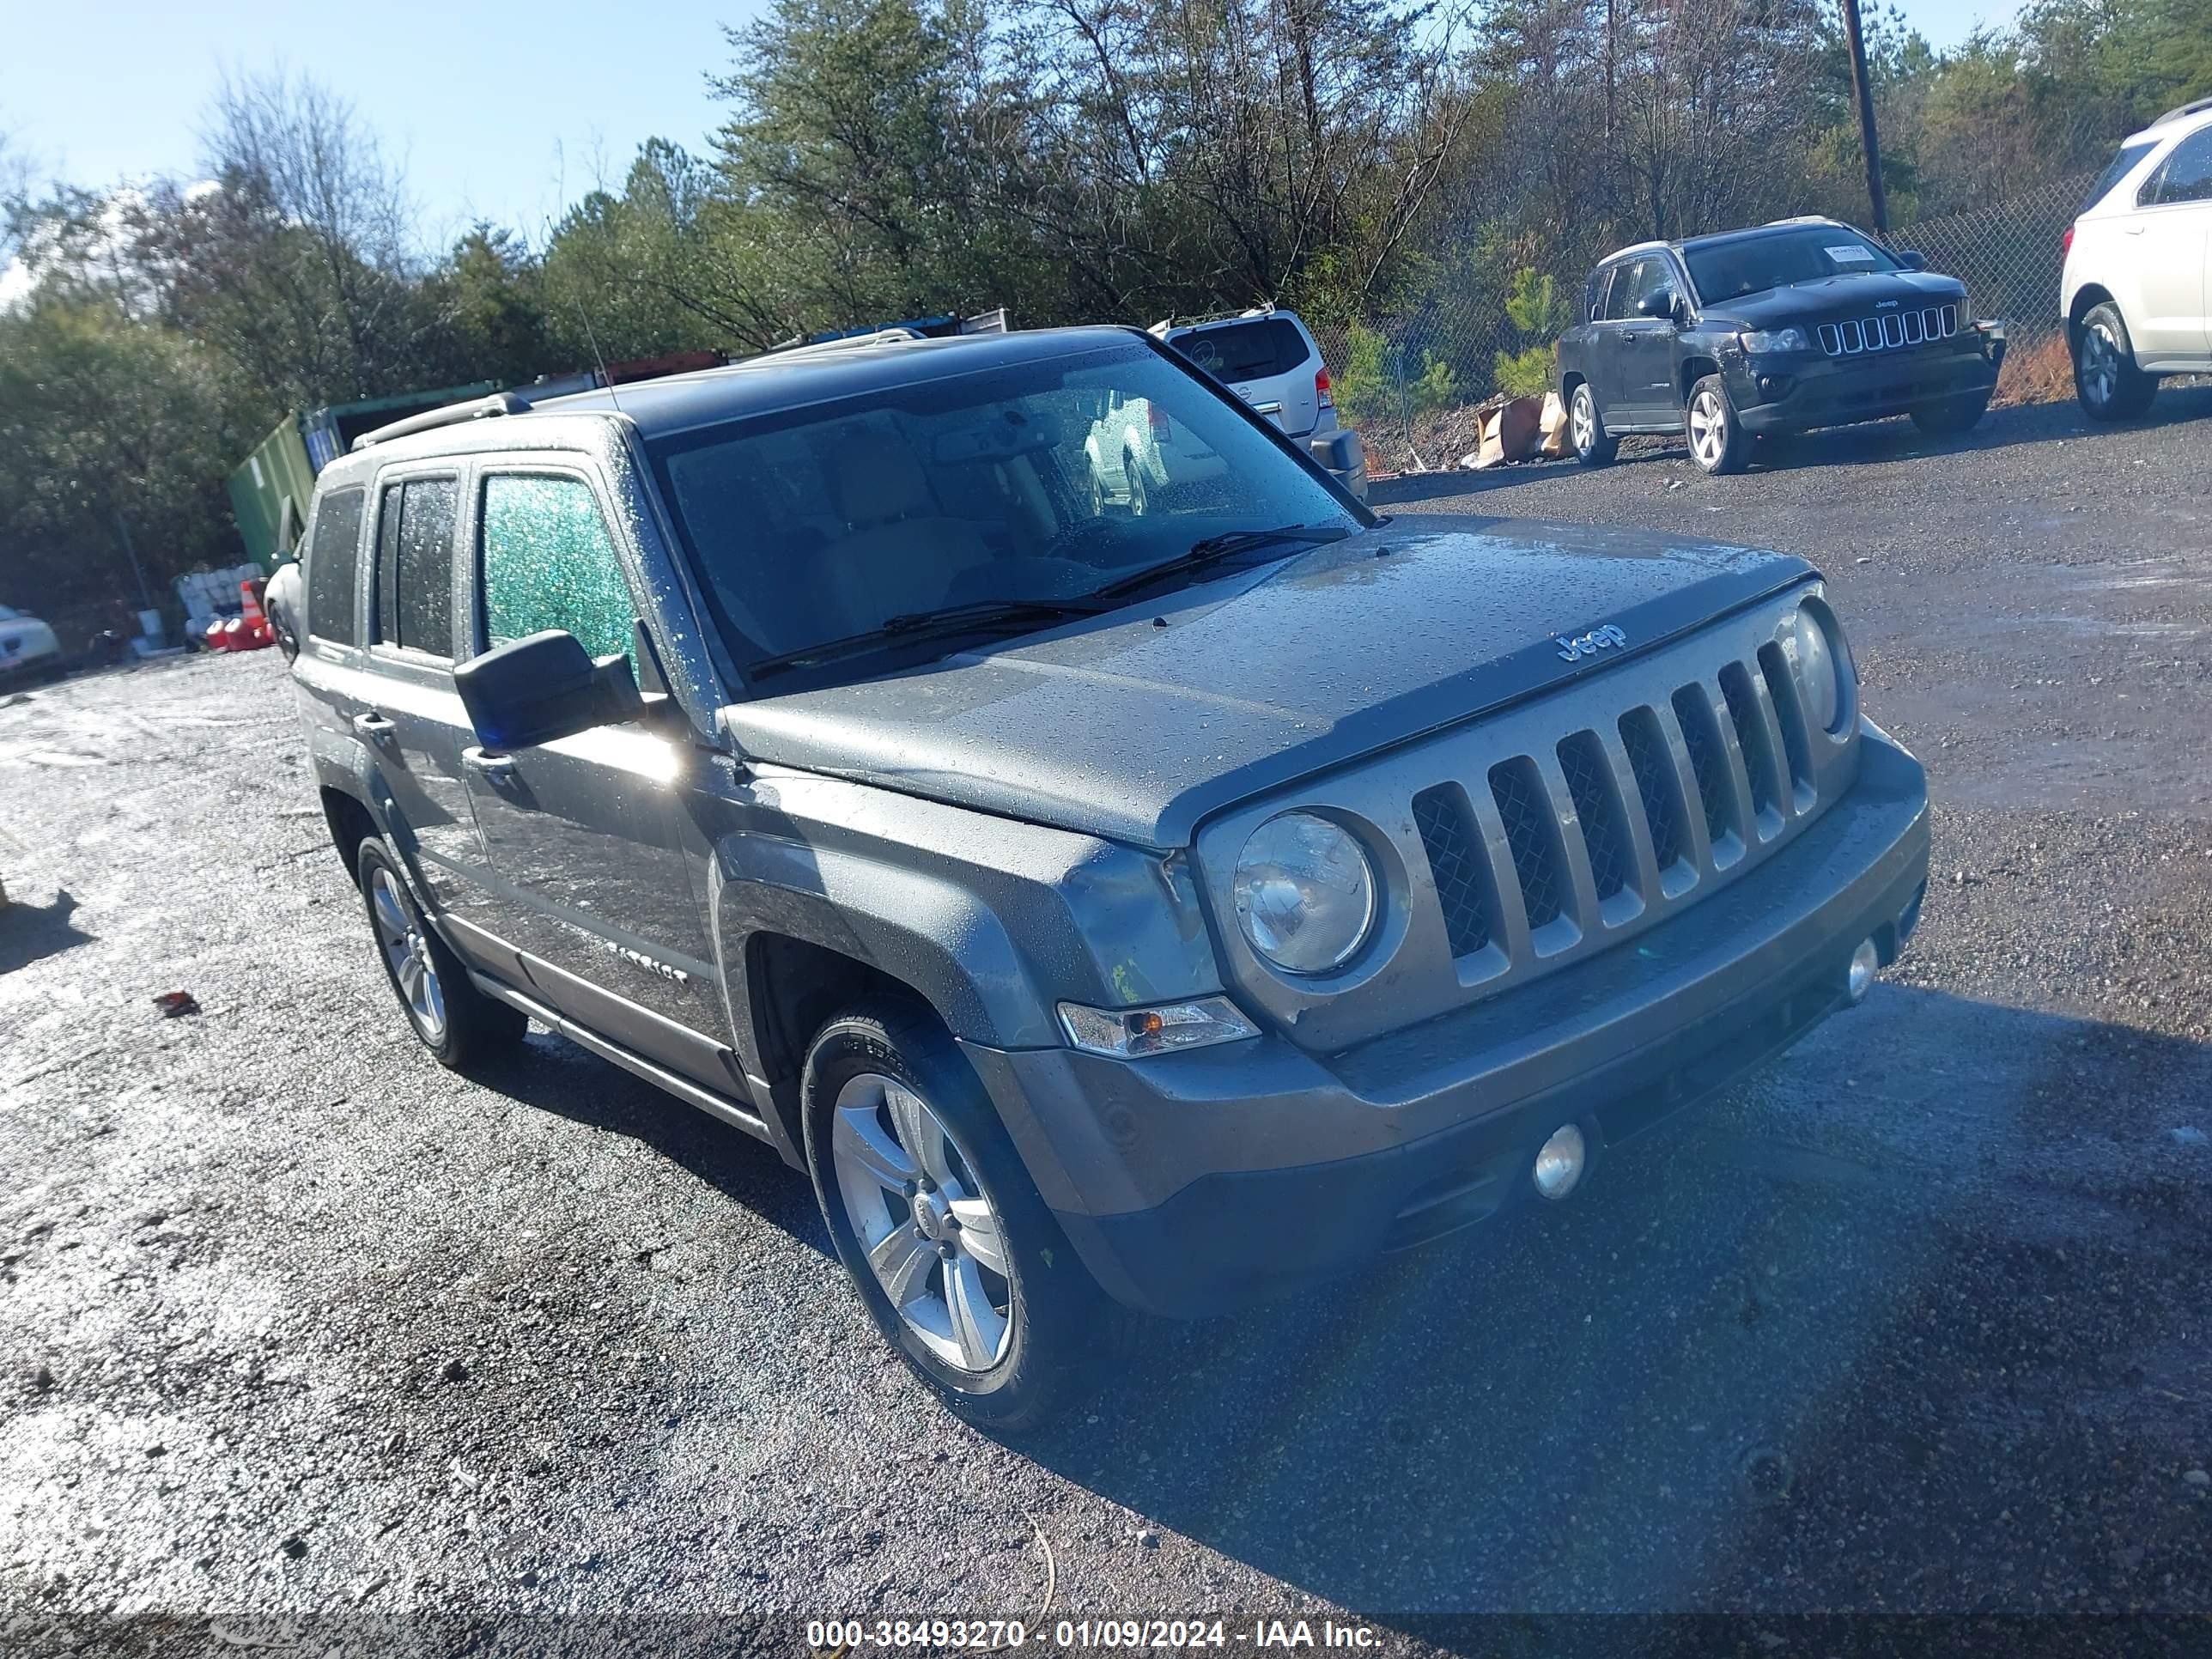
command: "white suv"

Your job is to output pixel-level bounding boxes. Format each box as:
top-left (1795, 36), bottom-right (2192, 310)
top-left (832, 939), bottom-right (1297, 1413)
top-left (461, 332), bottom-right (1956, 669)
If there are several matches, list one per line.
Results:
top-left (2061, 96), bottom-right (2212, 420)
top-left (1157, 308), bottom-right (1367, 500)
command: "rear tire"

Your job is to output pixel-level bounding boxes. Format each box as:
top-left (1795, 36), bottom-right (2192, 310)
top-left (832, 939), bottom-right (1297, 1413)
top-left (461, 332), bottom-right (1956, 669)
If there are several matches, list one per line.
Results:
top-left (2073, 302), bottom-right (2156, 421)
top-left (1568, 382), bottom-right (1616, 466)
top-left (802, 999), bottom-right (1111, 1434)
top-left (1685, 374), bottom-right (1750, 475)
top-left (1910, 390), bottom-right (1990, 435)
top-left (355, 837), bottom-right (526, 1070)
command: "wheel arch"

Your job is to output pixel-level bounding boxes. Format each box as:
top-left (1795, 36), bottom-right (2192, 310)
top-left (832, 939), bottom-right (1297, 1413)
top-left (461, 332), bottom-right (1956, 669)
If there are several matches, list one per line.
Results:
top-left (319, 786), bottom-right (380, 890)
top-left (2068, 283), bottom-right (2118, 337)
top-left (739, 933), bottom-right (919, 1155)
top-left (1679, 356), bottom-right (1723, 403)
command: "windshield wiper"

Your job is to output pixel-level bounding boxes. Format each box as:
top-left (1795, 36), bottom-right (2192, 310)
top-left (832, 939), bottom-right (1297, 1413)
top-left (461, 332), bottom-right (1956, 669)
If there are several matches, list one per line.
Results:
top-left (1081, 523), bottom-right (1352, 604)
top-left (749, 597), bottom-right (1106, 680)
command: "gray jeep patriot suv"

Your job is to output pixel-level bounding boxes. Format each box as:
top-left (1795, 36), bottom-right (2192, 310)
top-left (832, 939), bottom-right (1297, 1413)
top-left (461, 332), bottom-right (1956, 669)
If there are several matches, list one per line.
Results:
top-left (288, 325), bottom-right (1929, 1429)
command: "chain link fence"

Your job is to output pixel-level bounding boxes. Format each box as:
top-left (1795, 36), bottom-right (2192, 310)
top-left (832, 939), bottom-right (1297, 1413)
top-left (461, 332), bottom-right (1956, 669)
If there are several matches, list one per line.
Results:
top-left (1322, 173), bottom-right (2095, 476)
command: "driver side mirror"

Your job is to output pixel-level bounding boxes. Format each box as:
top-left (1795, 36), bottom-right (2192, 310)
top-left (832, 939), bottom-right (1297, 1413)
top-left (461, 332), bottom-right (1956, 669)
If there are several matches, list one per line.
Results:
top-left (1308, 430), bottom-right (1362, 475)
top-left (1898, 249), bottom-right (1929, 270)
top-left (1637, 286), bottom-right (1680, 322)
top-left (455, 629), bottom-right (642, 750)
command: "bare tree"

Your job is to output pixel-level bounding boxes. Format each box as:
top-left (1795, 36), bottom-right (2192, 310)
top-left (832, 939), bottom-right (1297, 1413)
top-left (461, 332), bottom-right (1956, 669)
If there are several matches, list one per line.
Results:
top-left (173, 66), bottom-right (425, 401)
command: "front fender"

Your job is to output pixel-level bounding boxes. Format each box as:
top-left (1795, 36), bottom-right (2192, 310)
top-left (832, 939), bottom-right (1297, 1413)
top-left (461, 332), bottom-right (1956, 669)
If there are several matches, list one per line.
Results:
top-left (704, 768), bottom-right (1224, 1073)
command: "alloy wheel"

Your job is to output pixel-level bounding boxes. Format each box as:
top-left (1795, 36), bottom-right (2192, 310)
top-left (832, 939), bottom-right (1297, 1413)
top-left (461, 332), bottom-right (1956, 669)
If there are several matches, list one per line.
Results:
top-left (1688, 389), bottom-right (1727, 469)
top-left (830, 1072), bottom-right (1016, 1374)
top-left (2082, 323), bottom-right (2118, 409)
top-left (369, 866), bottom-right (447, 1042)
top-left (1571, 388), bottom-right (1595, 455)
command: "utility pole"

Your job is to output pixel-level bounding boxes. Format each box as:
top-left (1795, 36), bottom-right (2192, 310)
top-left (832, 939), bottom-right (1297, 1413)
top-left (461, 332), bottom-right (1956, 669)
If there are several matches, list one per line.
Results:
top-left (1840, 0), bottom-right (1889, 233)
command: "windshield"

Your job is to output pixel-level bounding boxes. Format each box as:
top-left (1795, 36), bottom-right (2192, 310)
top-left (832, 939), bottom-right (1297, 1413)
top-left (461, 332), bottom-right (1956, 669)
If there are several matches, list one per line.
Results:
top-left (647, 341), bottom-right (1358, 678)
top-left (1684, 227), bottom-right (1901, 301)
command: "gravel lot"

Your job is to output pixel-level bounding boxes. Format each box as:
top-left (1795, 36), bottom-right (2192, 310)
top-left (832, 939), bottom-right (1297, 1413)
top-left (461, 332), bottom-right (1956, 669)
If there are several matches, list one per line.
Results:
top-left (3, 392), bottom-right (2210, 1655)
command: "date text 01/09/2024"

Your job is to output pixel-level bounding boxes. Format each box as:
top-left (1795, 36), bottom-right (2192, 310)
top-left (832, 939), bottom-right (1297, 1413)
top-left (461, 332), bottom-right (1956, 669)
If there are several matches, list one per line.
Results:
top-left (804, 1620), bottom-right (1383, 1650)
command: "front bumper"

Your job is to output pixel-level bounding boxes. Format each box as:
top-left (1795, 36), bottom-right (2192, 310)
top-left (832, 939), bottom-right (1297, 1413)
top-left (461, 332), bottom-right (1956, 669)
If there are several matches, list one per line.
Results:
top-left (1728, 330), bottom-right (2004, 434)
top-left (963, 728), bottom-right (1929, 1318)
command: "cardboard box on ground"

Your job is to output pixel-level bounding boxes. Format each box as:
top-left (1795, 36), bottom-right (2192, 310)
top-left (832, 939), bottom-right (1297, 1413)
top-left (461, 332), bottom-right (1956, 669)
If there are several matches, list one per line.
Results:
top-left (1458, 392), bottom-right (1570, 470)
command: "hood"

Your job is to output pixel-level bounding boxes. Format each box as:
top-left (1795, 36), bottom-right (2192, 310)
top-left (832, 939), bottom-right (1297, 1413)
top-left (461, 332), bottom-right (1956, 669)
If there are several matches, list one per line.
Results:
top-left (722, 516), bottom-right (1814, 848)
top-left (1703, 270), bottom-right (1966, 327)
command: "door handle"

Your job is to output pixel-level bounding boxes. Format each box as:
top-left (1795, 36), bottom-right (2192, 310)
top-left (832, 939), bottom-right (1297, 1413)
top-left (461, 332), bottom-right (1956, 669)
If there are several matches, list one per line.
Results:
top-left (352, 711), bottom-right (394, 739)
top-left (1621, 331), bottom-right (1645, 342)
top-left (463, 746), bottom-right (516, 779)
top-left (2123, 225), bottom-right (2146, 235)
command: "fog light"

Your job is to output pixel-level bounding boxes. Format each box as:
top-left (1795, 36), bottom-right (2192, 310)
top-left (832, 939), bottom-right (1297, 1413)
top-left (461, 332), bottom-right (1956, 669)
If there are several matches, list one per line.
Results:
top-left (1847, 938), bottom-right (1880, 1005)
top-left (1532, 1123), bottom-right (1587, 1201)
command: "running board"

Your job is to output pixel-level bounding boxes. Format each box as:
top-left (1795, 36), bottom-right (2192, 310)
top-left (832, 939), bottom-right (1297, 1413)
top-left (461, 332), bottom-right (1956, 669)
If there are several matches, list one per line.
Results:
top-left (466, 970), bottom-right (774, 1143)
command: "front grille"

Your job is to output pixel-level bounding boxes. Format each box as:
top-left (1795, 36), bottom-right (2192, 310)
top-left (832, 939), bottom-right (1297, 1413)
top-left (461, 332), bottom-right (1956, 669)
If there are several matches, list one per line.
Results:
top-left (1489, 757), bottom-right (1565, 929)
top-left (1817, 302), bottom-right (1957, 357)
top-left (1409, 651), bottom-right (1823, 966)
top-left (1672, 685), bottom-right (1735, 846)
top-left (1719, 662), bottom-right (1780, 822)
top-left (1557, 732), bottom-right (1632, 901)
top-left (1412, 785), bottom-right (1493, 957)
top-left (1619, 708), bottom-right (1685, 872)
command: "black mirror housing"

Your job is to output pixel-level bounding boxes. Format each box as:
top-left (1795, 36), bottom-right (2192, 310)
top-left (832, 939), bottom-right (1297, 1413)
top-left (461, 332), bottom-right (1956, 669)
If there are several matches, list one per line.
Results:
top-left (1899, 249), bottom-right (1928, 270)
top-left (1637, 287), bottom-right (1678, 320)
top-left (1308, 430), bottom-right (1362, 474)
top-left (455, 629), bottom-right (643, 750)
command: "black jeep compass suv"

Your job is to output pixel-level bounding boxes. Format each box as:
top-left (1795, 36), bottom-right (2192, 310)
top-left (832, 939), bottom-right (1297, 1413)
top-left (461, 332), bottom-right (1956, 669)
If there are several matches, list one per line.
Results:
top-left (1556, 216), bottom-right (2007, 475)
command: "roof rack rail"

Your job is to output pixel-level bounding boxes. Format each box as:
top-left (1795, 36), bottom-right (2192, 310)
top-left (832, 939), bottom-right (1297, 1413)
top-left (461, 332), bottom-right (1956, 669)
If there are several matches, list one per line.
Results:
top-left (763, 327), bottom-right (927, 362)
top-left (351, 392), bottom-right (530, 453)
top-left (1147, 302), bottom-right (1279, 336)
top-left (2152, 94), bottom-right (2212, 126)
top-left (1762, 213), bottom-right (1838, 227)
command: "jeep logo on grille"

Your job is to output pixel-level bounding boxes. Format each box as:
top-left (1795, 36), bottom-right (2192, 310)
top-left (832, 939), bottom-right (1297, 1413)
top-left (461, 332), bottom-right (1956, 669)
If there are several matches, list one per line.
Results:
top-left (1554, 623), bottom-right (1629, 662)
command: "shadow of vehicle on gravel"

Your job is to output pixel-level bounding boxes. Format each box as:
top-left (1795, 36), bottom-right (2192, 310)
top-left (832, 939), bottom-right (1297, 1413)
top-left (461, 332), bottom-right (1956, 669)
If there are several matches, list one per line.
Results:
top-left (1018, 985), bottom-right (2212, 1614)
top-left (463, 1032), bottom-right (832, 1256)
top-left (0, 889), bottom-right (94, 975)
top-left (1757, 383), bottom-right (2212, 474)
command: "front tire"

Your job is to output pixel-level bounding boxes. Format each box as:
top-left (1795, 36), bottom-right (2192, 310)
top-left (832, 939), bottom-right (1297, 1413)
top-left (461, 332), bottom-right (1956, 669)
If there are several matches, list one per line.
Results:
top-left (802, 1000), bottom-right (1109, 1433)
top-left (1910, 390), bottom-right (1991, 435)
top-left (2074, 302), bottom-right (2156, 421)
top-left (1685, 374), bottom-right (1750, 475)
top-left (1568, 382), bottom-right (1616, 466)
top-left (356, 837), bottom-right (526, 1069)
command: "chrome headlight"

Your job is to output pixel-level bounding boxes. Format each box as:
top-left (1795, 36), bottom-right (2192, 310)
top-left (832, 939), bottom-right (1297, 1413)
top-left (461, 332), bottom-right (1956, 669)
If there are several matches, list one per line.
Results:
top-left (1232, 811), bottom-right (1376, 976)
top-left (1784, 605), bottom-right (1844, 734)
top-left (1739, 327), bottom-right (1811, 354)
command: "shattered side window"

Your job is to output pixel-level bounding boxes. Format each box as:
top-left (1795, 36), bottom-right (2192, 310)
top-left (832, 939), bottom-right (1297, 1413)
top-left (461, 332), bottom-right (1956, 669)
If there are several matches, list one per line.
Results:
top-left (477, 472), bottom-right (636, 673)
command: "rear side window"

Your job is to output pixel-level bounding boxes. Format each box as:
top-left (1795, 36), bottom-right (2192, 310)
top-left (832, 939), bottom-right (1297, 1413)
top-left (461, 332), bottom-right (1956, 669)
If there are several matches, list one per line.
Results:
top-left (2086, 139), bottom-right (2157, 212)
top-left (478, 473), bottom-right (636, 672)
top-left (371, 478), bottom-right (459, 657)
top-left (305, 487), bottom-right (365, 645)
top-left (1587, 267), bottom-right (1616, 320)
top-left (1169, 319), bottom-right (1310, 381)
top-left (2142, 128), bottom-right (2212, 207)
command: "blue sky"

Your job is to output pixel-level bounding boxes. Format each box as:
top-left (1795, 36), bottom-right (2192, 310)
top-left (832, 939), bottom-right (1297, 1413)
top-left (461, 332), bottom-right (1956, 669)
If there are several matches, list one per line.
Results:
top-left (5, 0), bottom-right (2025, 246)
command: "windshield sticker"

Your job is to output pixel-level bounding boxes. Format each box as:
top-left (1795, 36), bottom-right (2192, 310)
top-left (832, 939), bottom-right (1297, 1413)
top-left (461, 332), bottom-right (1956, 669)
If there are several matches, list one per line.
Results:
top-left (1827, 246), bottom-right (1877, 263)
